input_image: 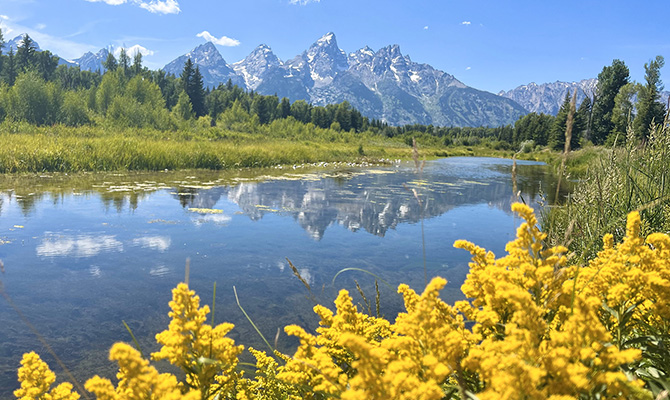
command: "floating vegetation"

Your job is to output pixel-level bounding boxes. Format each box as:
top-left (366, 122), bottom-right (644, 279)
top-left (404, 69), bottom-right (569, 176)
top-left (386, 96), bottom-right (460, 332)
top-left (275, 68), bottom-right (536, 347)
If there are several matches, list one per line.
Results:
top-left (460, 179), bottom-right (490, 185)
top-left (147, 219), bottom-right (179, 224)
top-left (187, 208), bottom-right (223, 214)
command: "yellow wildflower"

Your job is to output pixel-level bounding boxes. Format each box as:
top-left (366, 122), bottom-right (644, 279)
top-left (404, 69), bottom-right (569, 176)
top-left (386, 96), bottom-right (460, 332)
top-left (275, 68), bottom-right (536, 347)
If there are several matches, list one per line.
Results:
top-left (85, 342), bottom-right (199, 400)
top-left (152, 283), bottom-right (244, 396)
top-left (14, 352), bottom-right (79, 400)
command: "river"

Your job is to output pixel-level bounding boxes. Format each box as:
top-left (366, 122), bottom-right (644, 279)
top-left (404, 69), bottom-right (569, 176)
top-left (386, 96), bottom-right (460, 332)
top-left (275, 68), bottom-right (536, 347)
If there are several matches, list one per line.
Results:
top-left (0, 156), bottom-right (562, 394)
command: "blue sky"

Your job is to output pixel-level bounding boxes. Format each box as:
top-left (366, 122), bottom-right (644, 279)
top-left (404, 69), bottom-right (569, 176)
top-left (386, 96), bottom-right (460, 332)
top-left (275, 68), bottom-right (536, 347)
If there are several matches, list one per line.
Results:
top-left (0, 0), bottom-right (668, 93)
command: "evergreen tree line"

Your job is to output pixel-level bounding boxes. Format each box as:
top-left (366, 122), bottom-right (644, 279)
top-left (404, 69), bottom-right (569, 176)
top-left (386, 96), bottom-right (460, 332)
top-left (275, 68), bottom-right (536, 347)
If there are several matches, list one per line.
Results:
top-left (374, 58), bottom-right (667, 151)
top-left (0, 32), bottom-right (372, 133)
top-left (0, 30), bottom-right (665, 149)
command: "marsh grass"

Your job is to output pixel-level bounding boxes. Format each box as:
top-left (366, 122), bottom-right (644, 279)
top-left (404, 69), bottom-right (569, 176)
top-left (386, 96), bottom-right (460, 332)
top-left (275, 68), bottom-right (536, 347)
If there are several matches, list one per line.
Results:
top-left (543, 112), bottom-right (670, 263)
top-left (0, 121), bottom-right (542, 174)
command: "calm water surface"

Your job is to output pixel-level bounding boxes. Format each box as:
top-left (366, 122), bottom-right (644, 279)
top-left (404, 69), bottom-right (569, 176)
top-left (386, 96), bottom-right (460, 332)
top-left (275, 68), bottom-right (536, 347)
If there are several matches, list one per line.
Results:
top-left (0, 157), bottom-right (560, 394)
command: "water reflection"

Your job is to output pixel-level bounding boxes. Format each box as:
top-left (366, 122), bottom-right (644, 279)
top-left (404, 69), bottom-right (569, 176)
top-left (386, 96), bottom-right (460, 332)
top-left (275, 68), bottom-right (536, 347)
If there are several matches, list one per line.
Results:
top-left (36, 233), bottom-right (123, 258)
top-left (0, 157), bottom-right (564, 396)
top-left (132, 236), bottom-right (172, 252)
top-left (0, 159), bottom-right (563, 237)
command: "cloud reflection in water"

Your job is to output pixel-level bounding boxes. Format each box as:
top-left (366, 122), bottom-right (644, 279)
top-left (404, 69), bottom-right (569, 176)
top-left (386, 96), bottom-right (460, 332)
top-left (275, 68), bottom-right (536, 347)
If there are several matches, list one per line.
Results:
top-left (36, 234), bottom-right (123, 258)
top-left (132, 236), bottom-right (171, 252)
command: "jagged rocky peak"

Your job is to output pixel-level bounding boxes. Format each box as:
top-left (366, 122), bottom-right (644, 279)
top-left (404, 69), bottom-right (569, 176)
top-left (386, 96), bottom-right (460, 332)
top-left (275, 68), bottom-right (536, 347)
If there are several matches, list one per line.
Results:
top-left (348, 45), bottom-right (375, 65)
top-left (302, 32), bottom-right (349, 87)
top-left (186, 41), bottom-right (227, 66)
top-left (233, 44), bottom-right (283, 90)
top-left (74, 47), bottom-right (111, 72)
top-left (7, 34), bottom-right (43, 52)
top-left (499, 78), bottom-right (598, 115)
top-left (240, 44), bottom-right (281, 66)
top-left (370, 44), bottom-right (411, 77)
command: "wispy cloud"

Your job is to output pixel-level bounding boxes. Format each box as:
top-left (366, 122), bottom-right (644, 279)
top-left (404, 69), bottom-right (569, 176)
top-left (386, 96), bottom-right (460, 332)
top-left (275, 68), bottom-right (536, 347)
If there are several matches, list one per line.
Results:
top-left (196, 31), bottom-right (240, 47)
top-left (114, 44), bottom-right (155, 57)
top-left (84, 0), bottom-right (180, 14)
top-left (289, 0), bottom-right (320, 5)
top-left (0, 15), bottom-right (12, 36)
top-left (0, 16), bottom-right (97, 58)
top-left (139, 0), bottom-right (180, 14)
top-left (85, 0), bottom-right (128, 5)
top-left (461, 21), bottom-right (471, 25)
top-left (466, 66), bottom-right (471, 70)
top-left (424, 26), bottom-right (429, 30)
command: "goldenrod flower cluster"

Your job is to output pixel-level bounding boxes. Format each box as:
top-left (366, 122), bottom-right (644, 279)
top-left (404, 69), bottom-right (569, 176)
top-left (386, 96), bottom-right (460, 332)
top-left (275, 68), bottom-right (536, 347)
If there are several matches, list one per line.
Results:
top-left (15, 204), bottom-right (670, 399)
top-left (151, 283), bottom-right (244, 397)
top-left (14, 352), bottom-right (79, 400)
top-left (84, 343), bottom-right (199, 400)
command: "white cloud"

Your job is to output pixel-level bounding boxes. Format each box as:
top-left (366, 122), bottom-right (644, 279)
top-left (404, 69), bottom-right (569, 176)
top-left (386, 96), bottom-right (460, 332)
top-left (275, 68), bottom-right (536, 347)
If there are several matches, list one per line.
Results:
top-left (115, 44), bottom-right (155, 57)
top-left (0, 15), bottom-right (9, 20)
top-left (289, 0), bottom-right (320, 4)
top-left (84, 0), bottom-right (180, 14)
top-left (424, 26), bottom-right (429, 30)
top-left (139, 0), bottom-right (180, 14)
top-left (461, 21), bottom-right (471, 25)
top-left (196, 31), bottom-right (240, 47)
top-left (466, 66), bottom-right (471, 70)
top-left (85, 0), bottom-right (128, 5)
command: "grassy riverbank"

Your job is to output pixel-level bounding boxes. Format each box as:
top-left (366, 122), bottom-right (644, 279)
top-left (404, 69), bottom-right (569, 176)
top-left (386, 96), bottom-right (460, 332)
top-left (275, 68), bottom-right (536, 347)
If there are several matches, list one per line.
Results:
top-left (0, 121), bottom-right (531, 173)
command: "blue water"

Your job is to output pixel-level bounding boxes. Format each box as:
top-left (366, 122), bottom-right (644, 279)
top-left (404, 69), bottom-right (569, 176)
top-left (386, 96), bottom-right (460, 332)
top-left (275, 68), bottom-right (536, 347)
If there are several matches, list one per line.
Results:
top-left (0, 157), bottom-right (559, 394)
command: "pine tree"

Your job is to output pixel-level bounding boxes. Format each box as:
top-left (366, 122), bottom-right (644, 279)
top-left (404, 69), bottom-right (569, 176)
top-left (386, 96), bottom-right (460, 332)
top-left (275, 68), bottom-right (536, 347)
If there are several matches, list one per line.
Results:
top-left (634, 56), bottom-right (666, 141)
top-left (180, 58), bottom-right (194, 93)
top-left (278, 97), bottom-right (291, 119)
top-left (0, 27), bottom-right (4, 76)
top-left (16, 34), bottom-right (37, 72)
top-left (103, 52), bottom-right (118, 72)
top-left (35, 50), bottom-right (59, 81)
top-left (4, 48), bottom-right (16, 85)
top-left (549, 92), bottom-right (572, 151)
top-left (118, 48), bottom-right (130, 76)
top-left (574, 95), bottom-right (591, 143)
top-left (132, 51), bottom-right (143, 77)
top-left (189, 66), bottom-right (206, 117)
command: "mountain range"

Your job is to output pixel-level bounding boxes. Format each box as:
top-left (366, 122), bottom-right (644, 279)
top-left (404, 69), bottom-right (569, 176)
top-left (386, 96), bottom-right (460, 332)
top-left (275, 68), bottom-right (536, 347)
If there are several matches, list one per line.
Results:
top-left (498, 79), bottom-right (598, 115)
top-left (500, 79), bottom-right (670, 116)
top-left (5, 33), bottom-right (669, 127)
top-left (162, 32), bottom-right (528, 127)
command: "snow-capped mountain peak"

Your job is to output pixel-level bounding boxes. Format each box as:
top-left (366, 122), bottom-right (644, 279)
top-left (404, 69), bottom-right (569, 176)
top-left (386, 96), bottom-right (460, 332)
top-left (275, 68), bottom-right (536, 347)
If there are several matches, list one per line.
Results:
top-left (232, 44), bottom-right (283, 90)
top-left (161, 32), bottom-right (527, 127)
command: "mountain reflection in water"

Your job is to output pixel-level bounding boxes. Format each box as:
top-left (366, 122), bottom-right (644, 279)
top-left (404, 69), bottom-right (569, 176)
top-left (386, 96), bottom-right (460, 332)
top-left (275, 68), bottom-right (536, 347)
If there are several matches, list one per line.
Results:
top-left (0, 157), bottom-right (564, 396)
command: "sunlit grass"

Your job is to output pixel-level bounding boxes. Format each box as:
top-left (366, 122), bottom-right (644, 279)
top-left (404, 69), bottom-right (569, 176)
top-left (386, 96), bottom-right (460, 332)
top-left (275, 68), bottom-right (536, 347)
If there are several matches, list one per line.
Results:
top-left (0, 121), bottom-right (534, 173)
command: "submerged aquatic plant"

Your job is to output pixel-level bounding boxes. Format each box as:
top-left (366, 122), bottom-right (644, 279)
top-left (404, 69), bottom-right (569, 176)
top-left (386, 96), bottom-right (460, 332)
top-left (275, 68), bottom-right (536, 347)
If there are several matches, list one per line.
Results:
top-left (13, 203), bottom-right (670, 399)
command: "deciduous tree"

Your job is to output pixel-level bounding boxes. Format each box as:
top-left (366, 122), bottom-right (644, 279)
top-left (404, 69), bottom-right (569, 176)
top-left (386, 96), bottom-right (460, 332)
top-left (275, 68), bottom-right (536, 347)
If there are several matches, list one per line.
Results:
top-left (591, 59), bottom-right (629, 144)
top-left (634, 55), bottom-right (666, 141)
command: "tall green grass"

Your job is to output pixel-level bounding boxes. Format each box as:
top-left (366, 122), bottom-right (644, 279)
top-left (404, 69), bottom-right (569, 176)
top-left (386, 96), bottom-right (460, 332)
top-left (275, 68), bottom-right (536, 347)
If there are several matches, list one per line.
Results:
top-left (543, 116), bottom-right (670, 262)
top-left (0, 120), bottom-right (529, 173)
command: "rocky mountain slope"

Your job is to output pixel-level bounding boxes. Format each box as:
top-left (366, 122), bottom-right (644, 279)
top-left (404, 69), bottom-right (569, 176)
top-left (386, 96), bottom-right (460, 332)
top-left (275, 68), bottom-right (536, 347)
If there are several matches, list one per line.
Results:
top-left (500, 79), bottom-right (670, 116)
top-left (163, 32), bottom-right (527, 127)
top-left (498, 79), bottom-right (598, 115)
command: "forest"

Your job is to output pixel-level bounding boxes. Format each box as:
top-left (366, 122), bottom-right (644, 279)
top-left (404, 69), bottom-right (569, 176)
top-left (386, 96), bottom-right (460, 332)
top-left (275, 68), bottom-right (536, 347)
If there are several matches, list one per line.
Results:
top-left (0, 31), bottom-right (666, 164)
